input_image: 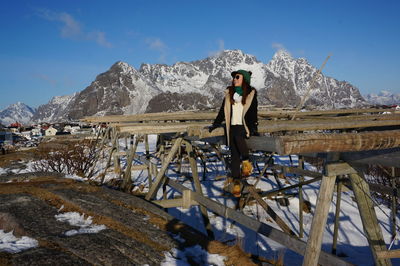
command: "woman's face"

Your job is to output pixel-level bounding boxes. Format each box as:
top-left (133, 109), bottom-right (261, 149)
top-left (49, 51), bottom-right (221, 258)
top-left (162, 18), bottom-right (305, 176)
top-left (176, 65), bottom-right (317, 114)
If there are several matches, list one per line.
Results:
top-left (233, 74), bottom-right (243, 87)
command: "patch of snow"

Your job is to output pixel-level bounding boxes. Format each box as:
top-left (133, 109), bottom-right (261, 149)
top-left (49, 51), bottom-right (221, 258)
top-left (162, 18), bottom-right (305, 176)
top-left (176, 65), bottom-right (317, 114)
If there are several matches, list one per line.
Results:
top-left (0, 230), bottom-right (38, 253)
top-left (64, 174), bottom-right (87, 182)
top-left (55, 212), bottom-right (107, 236)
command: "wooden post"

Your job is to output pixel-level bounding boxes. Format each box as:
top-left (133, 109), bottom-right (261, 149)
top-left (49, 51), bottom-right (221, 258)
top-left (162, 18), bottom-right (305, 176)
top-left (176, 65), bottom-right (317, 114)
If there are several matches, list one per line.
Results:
top-left (121, 135), bottom-right (140, 191)
top-left (113, 133), bottom-right (121, 174)
top-left (302, 172), bottom-right (336, 266)
top-left (184, 140), bottom-right (214, 239)
top-left (100, 131), bottom-right (119, 184)
top-left (332, 178), bottom-right (342, 255)
top-left (145, 137), bottom-right (183, 200)
top-left (349, 171), bottom-right (392, 266)
top-left (391, 167), bottom-right (397, 242)
top-left (298, 155), bottom-right (304, 238)
top-left (144, 134), bottom-right (152, 188)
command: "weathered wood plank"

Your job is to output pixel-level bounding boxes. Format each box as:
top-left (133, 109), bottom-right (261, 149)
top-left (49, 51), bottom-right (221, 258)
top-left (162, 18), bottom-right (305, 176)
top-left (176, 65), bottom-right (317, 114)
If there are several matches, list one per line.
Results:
top-left (121, 135), bottom-right (140, 191)
top-left (246, 130), bottom-right (400, 155)
top-left (248, 186), bottom-right (297, 236)
top-left (303, 174), bottom-right (337, 266)
top-left (82, 107), bottom-right (396, 123)
top-left (145, 138), bottom-right (183, 200)
top-left (376, 249), bottom-right (400, 259)
top-left (183, 140), bottom-right (214, 238)
top-left (349, 172), bottom-right (391, 266)
top-left (332, 181), bottom-right (342, 255)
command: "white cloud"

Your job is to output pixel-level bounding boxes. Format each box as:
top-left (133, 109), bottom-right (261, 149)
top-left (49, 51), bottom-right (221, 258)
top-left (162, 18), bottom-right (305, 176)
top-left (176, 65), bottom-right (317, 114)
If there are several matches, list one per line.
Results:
top-left (36, 8), bottom-right (112, 48)
top-left (145, 37), bottom-right (167, 52)
top-left (145, 37), bottom-right (168, 63)
top-left (208, 39), bottom-right (225, 57)
top-left (88, 31), bottom-right (112, 48)
top-left (272, 42), bottom-right (291, 55)
top-left (33, 73), bottom-right (57, 86)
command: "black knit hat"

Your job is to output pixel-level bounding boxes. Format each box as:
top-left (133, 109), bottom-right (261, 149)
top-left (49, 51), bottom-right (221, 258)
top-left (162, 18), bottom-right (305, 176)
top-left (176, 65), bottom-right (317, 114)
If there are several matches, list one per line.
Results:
top-left (231, 70), bottom-right (252, 85)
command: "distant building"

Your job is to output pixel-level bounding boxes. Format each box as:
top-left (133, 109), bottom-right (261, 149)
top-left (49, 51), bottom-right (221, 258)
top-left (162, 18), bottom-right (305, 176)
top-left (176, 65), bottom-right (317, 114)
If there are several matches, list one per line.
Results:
top-left (45, 126), bottom-right (58, 136)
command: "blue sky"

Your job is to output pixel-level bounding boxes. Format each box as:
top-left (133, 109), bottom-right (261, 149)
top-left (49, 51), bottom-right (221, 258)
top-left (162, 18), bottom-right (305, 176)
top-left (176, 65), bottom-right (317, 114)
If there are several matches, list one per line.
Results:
top-left (0, 0), bottom-right (399, 110)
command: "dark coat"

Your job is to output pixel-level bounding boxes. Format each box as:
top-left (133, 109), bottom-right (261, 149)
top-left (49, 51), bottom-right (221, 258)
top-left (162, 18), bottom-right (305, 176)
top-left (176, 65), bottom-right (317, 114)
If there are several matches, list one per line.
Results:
top-left (212, 87), bottom-right (258, 144)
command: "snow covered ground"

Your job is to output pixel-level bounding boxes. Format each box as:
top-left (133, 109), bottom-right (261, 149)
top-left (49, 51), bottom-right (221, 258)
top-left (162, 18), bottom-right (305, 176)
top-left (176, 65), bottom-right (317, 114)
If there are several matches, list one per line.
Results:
top-left (1, 135), bottom-right (400, 265)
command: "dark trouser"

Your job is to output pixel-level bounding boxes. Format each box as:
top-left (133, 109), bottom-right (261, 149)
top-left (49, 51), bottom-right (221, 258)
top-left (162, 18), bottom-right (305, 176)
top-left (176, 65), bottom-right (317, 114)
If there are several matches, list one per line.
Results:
top-left (230, 125), bottom-right (249, 179)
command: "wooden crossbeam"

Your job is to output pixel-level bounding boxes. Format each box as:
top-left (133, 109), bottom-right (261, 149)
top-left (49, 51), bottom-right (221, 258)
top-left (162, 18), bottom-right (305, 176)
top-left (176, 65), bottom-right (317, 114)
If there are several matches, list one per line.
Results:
top-left (246, 130), bottom-right (400, 155)
top-left (82, 107), bottom-right (396, 123)
top-left (248, 186), bottom-right (297, 236)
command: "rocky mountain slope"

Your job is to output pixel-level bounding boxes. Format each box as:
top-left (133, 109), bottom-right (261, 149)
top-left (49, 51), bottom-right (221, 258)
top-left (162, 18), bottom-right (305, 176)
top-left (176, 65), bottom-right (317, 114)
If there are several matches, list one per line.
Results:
top-left (30, 49), bottom-right (367, 122)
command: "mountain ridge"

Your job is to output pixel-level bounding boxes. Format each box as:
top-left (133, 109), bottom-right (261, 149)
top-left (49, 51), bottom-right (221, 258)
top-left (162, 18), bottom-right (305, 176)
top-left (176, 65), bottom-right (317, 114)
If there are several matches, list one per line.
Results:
top-left (6, 49), bottom-right (370, 123)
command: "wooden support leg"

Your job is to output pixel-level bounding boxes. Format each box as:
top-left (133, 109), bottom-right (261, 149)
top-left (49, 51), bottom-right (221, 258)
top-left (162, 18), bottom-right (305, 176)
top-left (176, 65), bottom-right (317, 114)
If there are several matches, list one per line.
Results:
top-left (184, 140), bottom-right (214, 239)
top-left (248, 186), bottom-right (297, 237)
top-left (121, 135), bottom-right (140, 191)
top-left (302, 174), bottom-right (336, 266)
top-left (145, 137), bottom-right (183, 200)
top-left (299, 155), bottom-right (304, 238)
top-left (144, 134), bottom-right (152, 187)
top-left (100, 131), bottom-right (119, 184)
top-left (391, 167), bottom-right (397, 242)
top-left (349, 172), bottom-right (392, 266)
top-left (332, 179), bottom-right (342, 255)
top-left (113, 136), bottom-right (121, 174)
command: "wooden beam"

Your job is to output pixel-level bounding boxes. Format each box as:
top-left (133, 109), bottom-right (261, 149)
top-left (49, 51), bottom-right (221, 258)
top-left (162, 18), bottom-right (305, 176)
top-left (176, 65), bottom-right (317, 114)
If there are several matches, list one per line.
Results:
top-left (145, 137), bottom-right (183, 200)
top-left (376, 249), bottom-right (400, 259)
top-left (121, 135), bottom-right (140, 191)
top-left (246, 130), bottom-right (400, 155)
top-left (349, 172), bottom-right (392, 266)
top-left (303, 173), bottom-right (337, 266)
top-left (260, 176), bottom-right (322, 198)
top-left (248, 186), bottom-right (297, 236)
top-left (82, 107), bottom-right (396, 123)
top-left (184, 140), bottom-right (214, 238)
top-left (332, 181), bottom-right (342, 255)
top-left (152, 197), bottom-right (199, 208)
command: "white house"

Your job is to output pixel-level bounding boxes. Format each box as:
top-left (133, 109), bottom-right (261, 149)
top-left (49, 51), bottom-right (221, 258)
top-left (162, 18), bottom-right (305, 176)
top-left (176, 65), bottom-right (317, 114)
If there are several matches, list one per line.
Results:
top-left (20, 131), bottom-right (31, 140)
top-left (31, 128), bottom-right (42, 137)
top-left (45, 126), bottom-right (58, 136)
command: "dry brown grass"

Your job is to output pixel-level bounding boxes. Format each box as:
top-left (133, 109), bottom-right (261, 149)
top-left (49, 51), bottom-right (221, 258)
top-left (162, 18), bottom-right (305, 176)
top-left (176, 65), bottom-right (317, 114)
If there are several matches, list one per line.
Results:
top-left (0, 178), bottom-right (169, 253)
top-left (208, 240), bottom-right (256, 266)
top-left (0, 148), bottom-right (37, 168)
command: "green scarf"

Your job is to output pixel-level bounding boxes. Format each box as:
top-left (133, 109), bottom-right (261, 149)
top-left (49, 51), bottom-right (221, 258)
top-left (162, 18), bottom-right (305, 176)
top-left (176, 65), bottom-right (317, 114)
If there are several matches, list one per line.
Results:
top-left (234, 86), bottom-right (243, 96)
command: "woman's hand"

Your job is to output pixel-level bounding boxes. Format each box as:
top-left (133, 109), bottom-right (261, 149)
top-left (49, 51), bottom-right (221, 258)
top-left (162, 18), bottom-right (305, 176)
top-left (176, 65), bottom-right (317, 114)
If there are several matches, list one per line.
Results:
top-left (207, 124), bottom-right (218, 133)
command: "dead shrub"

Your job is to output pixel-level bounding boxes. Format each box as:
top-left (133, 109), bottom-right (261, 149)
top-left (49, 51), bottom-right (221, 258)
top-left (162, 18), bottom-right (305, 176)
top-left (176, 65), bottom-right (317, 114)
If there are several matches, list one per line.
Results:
top-left (33, 139), bottom-right (99, 179)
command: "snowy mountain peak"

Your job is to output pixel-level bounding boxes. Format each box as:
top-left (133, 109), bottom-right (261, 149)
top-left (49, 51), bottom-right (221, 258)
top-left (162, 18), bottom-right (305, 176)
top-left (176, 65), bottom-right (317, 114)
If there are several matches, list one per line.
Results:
top-left (110, 61), bottom-right (137, 74)
top-left (364, 90), bottom-right (400, 105)
top-left (272, 49), bottom-right (293, 60)
top-left (0, 102), bottom-right (36, 126)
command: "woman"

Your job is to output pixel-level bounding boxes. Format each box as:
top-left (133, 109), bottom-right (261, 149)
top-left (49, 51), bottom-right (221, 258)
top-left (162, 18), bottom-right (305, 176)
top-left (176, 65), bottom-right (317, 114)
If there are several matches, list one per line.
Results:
top-left (209, 69), bottom-right (258, 197)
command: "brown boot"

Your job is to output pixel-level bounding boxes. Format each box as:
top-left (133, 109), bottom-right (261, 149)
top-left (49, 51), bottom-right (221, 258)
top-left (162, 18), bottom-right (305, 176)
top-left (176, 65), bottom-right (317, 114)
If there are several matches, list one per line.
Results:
top-left (232, 180), bottom-right (242, 198)
top-left (241, 160), bottom-right (253, 177)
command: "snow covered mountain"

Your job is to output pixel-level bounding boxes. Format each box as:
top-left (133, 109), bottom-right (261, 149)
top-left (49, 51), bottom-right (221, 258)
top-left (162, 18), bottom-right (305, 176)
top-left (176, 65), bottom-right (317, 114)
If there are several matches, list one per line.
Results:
top-left (31, 94), bottom-right (76, 123)
top-left (0, 102), bottom-right (36, 126)
top-left (32, 49), bottom-right (367, 122)
top-left (364, 90), bottom-right (400, 105)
